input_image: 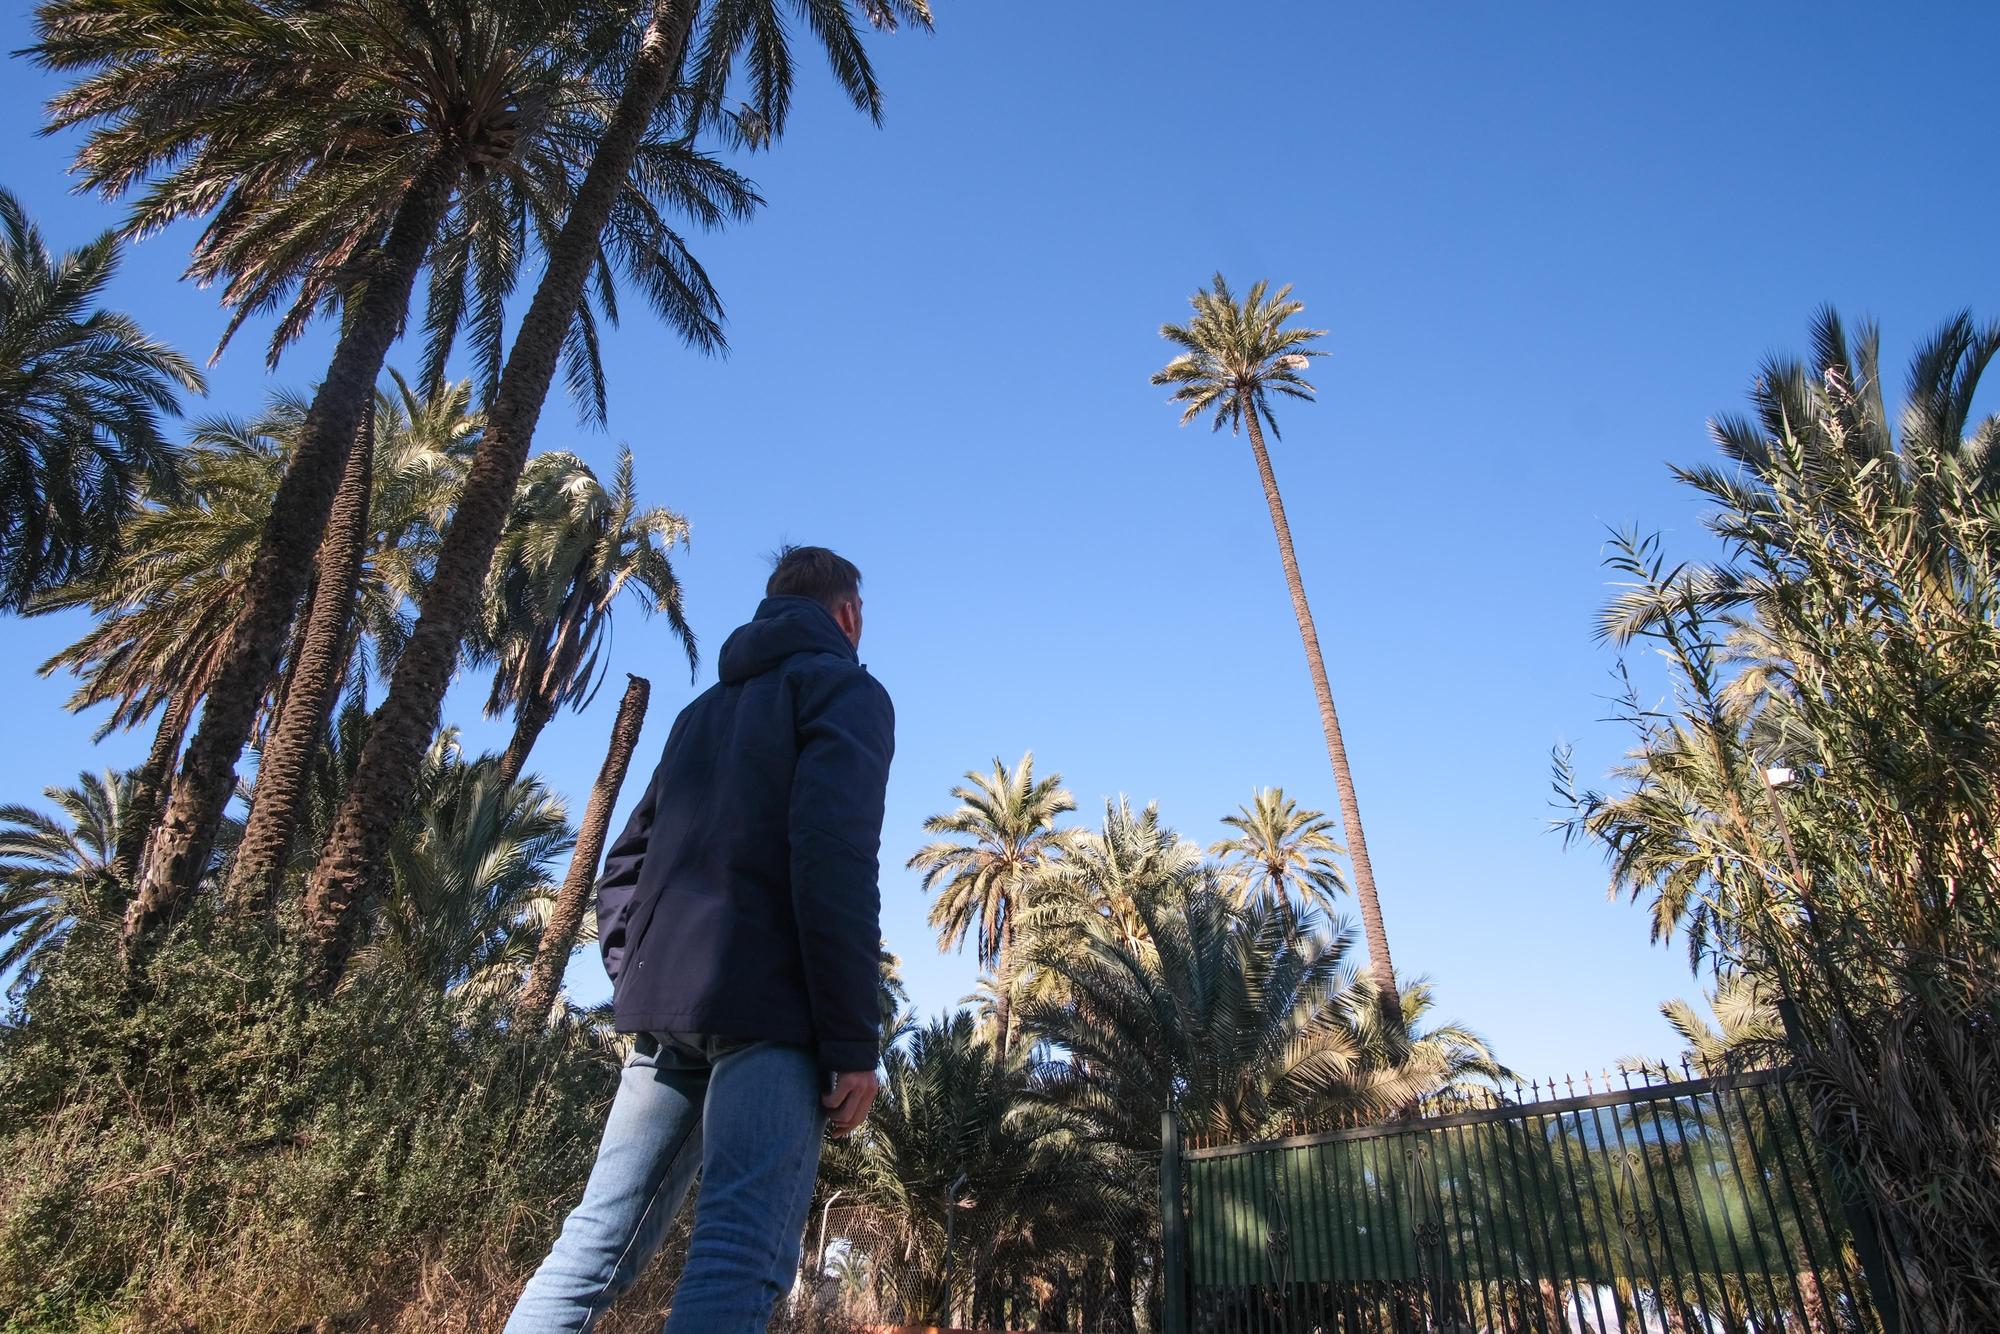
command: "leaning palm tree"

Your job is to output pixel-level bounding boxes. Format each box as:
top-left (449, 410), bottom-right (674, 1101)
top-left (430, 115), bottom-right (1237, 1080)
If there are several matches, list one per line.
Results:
top-left (908, 753), bottom-right (1076, 1059)
top-left (1151, 274), bottom-right (1400, 1021)
top-left (480, 447), bottom-right (694, 787)
top-left (303, 0), bottom-right (933, 986)
top-left (1210, 786), bottom-right (1347, 916)
top-left (0, 187), bottom-right (202, 610)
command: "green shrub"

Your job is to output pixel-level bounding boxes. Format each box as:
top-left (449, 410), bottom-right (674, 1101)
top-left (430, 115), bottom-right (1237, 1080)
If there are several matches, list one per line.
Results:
top-left (0, 910), bottom-right (618, 1331)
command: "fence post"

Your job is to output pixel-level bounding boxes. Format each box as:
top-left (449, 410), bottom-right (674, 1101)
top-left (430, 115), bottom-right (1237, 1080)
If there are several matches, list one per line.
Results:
top-left (1162, 1108), bottom-right (1190, 1334)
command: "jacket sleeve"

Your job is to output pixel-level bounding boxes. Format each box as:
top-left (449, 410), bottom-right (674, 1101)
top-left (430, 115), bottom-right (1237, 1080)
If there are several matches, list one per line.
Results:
top-left (596, 747), bottom-right (668, 988)
top-left (789, 662), bottom-right (896, 1073)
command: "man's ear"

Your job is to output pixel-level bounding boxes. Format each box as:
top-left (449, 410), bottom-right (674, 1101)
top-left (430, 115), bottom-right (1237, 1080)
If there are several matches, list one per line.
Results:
top-left (835, 598), bottom-right (863, 646)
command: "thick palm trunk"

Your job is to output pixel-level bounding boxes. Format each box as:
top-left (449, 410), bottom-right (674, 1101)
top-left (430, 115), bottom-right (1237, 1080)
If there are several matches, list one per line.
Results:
top-left (1240, 402), bottom-right (1400, 1020)
top-left (496, 691), bottom-right (556, 789)
top-left (119, 152), bottom-right (461, 964)
top-left (115, 683), bottom-right (203, 888)
top-left (300, 0), bottom-right (698, 984)
top-left (514, 674), bottom-right (650, 1029)
top-left (226, 412), bottom-right (375, 912)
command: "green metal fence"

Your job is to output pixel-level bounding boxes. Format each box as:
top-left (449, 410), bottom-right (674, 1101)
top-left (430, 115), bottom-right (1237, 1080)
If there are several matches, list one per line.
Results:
top-left (1161, 1064), bottom-right (1895, 1333)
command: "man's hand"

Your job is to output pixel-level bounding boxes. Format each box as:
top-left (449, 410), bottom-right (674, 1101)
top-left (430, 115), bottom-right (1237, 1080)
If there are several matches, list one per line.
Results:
top-left (822, 1070), bottom-right (880, 1138)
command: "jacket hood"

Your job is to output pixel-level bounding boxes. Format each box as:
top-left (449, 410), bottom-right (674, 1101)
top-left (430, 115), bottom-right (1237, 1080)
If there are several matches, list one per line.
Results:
top-left (717, 596), bottom-right (857, 684)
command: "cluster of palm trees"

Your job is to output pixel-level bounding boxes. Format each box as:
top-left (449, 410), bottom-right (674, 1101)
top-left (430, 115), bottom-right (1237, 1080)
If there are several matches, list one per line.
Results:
top-left (813, 755), bottom-right (1501, 1329)
top-left (2, 0), bottom-right (933, 1000)
top-left (4, 368), bottom-right (693, 1024)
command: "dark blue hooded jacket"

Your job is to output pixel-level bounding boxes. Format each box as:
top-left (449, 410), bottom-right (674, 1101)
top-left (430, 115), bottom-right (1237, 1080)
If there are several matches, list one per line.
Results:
top-left (596, 595), bottom-right (895, 1073)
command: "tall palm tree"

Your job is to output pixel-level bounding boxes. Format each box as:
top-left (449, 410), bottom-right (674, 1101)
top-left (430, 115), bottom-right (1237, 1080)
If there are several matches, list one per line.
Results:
top-left (1151, 274), bottom-right (1400, 1021)
top-left (34, 0), bottom-right (751, 954)
top-left (1209, 786), bottom-right (1347, 916)
top-left (908, 753), bottom-right (1075, 1058)
top-left (0, 187), bottom-right (202, 611)
top-left (514, 672), bottom-right (649, 1028)
top-left (303, 0), bottom-right (932, 986)
top-left (481, 447), bottom-right (694, 787)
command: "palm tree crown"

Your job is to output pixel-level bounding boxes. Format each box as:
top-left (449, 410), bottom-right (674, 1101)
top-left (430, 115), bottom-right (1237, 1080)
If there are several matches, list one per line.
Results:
top-left (480, 446), bottom-right (695, 784)
top-left (0, 187), bottom-right (202, 610)
top-left (908, 752), bottom-right (1075, 972)
top-left (1210, 786), bottom-right (1347, 915)
top-left (1151, 273), bottom-right (1325, 438)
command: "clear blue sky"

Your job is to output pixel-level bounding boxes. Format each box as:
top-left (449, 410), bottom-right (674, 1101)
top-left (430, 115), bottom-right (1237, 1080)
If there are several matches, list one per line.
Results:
top-left (4, 2), bottom-right (1995, 1077)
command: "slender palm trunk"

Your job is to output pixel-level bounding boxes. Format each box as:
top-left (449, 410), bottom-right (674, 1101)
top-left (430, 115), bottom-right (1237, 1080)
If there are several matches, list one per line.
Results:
top-left (496, 691), bottom-right (556, 789)
top-left (514, 674), bottom-right (650, 1029)
top-left (991, 914), bottom-right (1015, 1062)
top-left (300, 0), bottom-right (698, 984)
top-left (114, 684), bottom-right (202, 888)
top-left (226, 412), bottom-right (375, 912)
top-left (120, 151), bottom-right (462, 965)
top-left (1239, 400), bottom-right (1400, 1020)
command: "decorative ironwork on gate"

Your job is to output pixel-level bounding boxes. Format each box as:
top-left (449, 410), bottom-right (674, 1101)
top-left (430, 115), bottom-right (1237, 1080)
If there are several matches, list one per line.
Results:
top-left (1160, 1063), bottom-right (1898, 1333)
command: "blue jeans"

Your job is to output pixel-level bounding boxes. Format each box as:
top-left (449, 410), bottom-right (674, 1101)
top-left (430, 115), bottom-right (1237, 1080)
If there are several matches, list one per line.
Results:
top-left (505, 1033), bottom-right (826, 1334)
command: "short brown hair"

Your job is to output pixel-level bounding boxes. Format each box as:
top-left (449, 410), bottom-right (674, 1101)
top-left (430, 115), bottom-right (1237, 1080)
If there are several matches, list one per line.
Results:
top-left (766, 545), bottom-right (862, 610)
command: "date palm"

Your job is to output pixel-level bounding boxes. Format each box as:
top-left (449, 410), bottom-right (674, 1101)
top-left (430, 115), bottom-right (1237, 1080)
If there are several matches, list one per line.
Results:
top-left (0, 187), bottom-right (202, 611)
top-left (1016, 797), bottom-right (1202, 998)
top-left (908, 753), bottom-right (1075, 1059)
top-left (480, 448), bottom-right (694, 787)
top-left (1023, 882), bottom-right (1489, 1150)
top-left (1210, 786), bottom-right (1347, 916)
top-left (845, 1012), bottom-right (1114, 1327)
top-left (0, 770), bottom-right (243, 994)
top-left (1151, 274), bottom-right (1400, 1021)
top-left (289, 705), bottom-right (574, 1000)
top-left (304, 0), bottom-right (932, 986)
top-left (0, 772), bottom-right (126, 994)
